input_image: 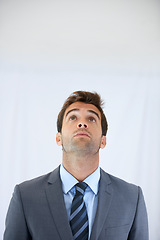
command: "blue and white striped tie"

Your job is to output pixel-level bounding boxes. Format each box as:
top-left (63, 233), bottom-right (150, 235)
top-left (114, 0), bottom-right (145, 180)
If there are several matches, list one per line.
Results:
top-left (70, 182), bottom-right (89, 240)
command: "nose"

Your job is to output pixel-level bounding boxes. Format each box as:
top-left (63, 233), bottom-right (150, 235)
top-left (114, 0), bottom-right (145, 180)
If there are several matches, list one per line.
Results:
top-left (77, 123), bottom-right (88, 129)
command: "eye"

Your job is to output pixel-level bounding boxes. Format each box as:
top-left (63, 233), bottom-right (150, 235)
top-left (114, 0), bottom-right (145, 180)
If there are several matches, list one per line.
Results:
top-left (69, 115), bottom-right (77, 121)
top-left (89, 117), bottom-right (96, 122)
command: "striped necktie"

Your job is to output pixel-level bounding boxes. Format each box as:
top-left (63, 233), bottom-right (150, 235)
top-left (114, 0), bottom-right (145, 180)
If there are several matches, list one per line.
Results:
top-left (70, 182), bottom-right (89, 240)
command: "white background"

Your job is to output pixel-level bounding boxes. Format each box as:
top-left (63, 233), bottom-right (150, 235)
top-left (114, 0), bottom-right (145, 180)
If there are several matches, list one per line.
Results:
top-left (0, 1), bottom-right (160, 239)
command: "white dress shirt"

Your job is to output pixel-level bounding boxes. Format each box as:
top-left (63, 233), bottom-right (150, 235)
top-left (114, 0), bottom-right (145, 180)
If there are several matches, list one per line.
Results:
top-left (60, 164), bottom-right (100, 239)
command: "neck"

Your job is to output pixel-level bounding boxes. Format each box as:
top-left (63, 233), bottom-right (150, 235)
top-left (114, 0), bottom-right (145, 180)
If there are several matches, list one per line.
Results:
top-left (62, 152), bottom-right (99, 181)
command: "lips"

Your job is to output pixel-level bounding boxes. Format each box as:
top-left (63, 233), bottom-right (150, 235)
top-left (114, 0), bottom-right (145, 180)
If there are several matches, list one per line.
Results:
top-left (74, 131), bottom-right (90, 138)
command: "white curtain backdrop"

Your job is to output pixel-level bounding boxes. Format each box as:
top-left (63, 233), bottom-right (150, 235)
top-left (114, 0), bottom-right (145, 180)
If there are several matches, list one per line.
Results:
top-left (0, 1), bottom-right (160, 239)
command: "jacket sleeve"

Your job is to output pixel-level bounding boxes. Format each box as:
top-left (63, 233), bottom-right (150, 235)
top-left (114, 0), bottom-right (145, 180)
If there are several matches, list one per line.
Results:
top-left (3, 185), bottom-right (31, 240)
top-left (128, 186), bottom-right (149, 240)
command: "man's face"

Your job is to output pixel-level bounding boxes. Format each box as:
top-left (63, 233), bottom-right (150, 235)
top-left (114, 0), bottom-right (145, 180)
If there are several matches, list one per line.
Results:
top-left (56, 102), bottom-right (106, 155)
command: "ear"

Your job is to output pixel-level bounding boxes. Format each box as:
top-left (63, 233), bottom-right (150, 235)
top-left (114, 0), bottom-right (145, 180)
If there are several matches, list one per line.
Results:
top-left (56, 132), bottom-right (62, 146)
top-left (100, 136), bottom-right (106, 149)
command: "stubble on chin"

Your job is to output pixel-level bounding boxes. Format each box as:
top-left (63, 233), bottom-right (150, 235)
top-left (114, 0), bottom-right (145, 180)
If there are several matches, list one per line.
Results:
top-left (69, 138), bottom-right (100, 156)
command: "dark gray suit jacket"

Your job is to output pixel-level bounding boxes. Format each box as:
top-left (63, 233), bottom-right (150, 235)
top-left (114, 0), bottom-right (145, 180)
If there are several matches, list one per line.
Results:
top-left (4, 166), bottom-right (149, 240)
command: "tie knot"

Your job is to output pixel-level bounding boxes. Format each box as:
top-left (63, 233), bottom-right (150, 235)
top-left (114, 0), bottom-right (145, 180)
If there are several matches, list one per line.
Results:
top-left (75, 182), bottom-right (87, 196)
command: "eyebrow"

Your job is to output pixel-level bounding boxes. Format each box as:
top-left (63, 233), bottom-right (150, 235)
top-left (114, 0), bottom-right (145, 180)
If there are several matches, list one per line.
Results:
top-left (65, 108), bottom-right (100, 119)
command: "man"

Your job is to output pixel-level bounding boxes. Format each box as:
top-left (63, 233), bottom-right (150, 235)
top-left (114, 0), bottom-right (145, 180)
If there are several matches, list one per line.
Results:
top-left (4, 91), bottom-right (149, 240)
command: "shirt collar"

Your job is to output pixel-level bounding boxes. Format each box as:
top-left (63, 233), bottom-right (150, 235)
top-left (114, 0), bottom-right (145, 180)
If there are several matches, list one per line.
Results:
top-left (60, 164), bottom-right (100, 195)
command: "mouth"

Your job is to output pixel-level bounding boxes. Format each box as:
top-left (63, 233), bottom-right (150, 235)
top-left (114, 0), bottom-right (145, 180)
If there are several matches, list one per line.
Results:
top-left (74, 131), bottom-right (90, 138)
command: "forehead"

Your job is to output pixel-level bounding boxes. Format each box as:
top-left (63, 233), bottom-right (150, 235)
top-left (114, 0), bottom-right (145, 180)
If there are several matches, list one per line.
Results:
top-left (64, 102), bottom-right (101, 118)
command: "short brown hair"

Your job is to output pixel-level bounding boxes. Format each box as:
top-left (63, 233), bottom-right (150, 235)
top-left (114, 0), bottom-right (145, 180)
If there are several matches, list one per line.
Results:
top-left (57, 91), bottom-right (108, 136)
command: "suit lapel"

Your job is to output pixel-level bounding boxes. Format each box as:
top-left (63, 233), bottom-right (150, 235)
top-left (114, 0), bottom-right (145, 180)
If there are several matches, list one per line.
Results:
top-left (90, 169), bottom-right (113, 240)
top-left (45, 167), bottom-right (73, 240)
